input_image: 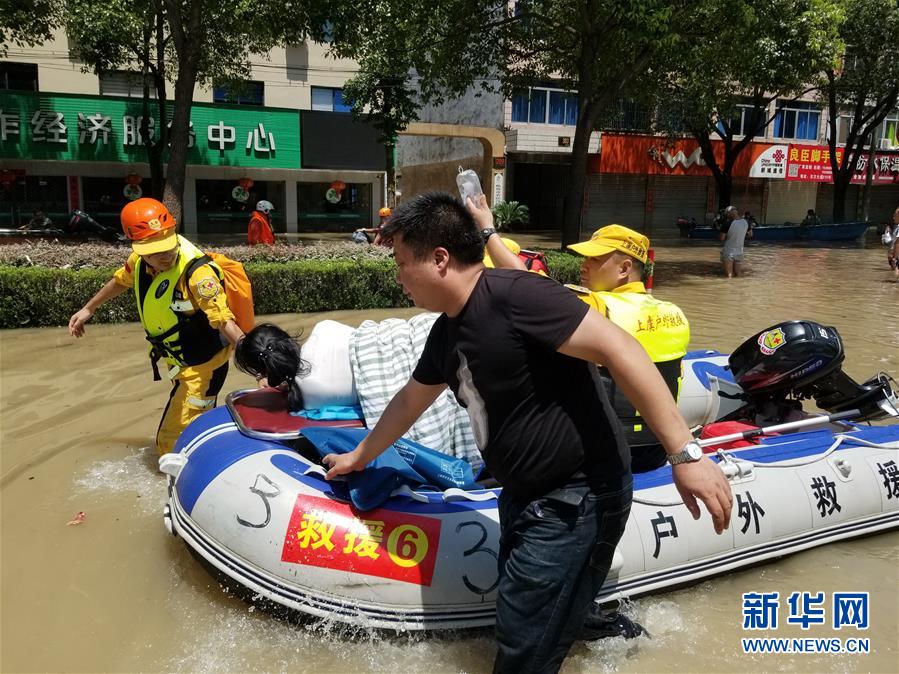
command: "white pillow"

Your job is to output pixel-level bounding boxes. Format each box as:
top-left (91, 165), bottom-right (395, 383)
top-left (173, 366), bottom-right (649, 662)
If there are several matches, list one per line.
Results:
top-left (297, 320), bottom-right (357, 408)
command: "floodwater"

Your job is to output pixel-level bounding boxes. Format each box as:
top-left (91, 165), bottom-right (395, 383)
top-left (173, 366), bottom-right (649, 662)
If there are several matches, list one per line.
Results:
top-left (1, 239), bottom-right (897, 674)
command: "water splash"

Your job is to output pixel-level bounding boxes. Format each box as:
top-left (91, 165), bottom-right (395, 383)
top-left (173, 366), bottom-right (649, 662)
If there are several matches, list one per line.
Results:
top-left (72, 446), bottom-right (167, 514)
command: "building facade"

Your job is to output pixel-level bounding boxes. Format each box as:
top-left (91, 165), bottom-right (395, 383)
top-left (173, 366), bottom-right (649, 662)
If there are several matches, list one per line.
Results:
top-left (502, 86), bottom-right (899, 234)
top-left (0, 32), bottom-right (387, 237)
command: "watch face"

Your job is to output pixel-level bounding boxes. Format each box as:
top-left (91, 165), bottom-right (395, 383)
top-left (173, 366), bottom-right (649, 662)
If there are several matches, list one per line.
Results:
top-left (686, 442), bottom-right (703, 460)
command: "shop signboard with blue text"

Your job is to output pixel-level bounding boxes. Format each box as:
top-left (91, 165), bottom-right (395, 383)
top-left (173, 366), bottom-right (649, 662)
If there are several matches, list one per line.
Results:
top-left (0, 91), bottom-right (301, 168)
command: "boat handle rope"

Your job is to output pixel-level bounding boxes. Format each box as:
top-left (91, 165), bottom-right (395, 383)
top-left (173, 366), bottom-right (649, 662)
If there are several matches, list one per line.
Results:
top-left (633, 434), bottom-right (899, 507)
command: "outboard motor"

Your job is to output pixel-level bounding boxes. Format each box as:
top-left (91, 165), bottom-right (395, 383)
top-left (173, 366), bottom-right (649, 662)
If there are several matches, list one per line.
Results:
top-left (728, 320), bottom-right (898, 423)
top-left (68, 210), bottom-right (126, 243)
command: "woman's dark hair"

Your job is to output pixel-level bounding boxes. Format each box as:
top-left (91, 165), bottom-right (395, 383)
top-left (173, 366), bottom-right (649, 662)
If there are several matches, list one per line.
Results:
top-left (235, 323), bottom-right (311, 411)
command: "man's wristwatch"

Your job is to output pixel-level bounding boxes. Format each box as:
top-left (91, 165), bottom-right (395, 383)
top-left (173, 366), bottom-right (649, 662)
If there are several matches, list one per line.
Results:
top-left (667, 440), bottom-right (704, 465)
top-left (480, 227), bottom-right (497, 242)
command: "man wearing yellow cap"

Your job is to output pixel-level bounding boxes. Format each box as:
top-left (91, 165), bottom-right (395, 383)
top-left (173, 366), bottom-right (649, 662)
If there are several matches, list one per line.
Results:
top-left (68, 198), bottom-right (245, 454)
top-left (567, 224), bottom-right (690, 473)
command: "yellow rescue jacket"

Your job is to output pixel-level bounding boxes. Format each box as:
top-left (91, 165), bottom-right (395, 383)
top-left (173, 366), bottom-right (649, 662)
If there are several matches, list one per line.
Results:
top-left (134, 236), bottom-right (227, 379)
top-left (568, 282), bottom-right (690, 448)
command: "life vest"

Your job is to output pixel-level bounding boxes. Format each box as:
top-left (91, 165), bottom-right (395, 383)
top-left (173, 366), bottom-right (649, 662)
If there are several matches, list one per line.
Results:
top-left (134, 235), bottom-right (227, 380)
top-left (588, 289), bottom-right (690, 449)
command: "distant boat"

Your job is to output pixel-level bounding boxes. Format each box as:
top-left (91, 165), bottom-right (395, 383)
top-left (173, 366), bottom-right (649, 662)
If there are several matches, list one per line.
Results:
top-left (688, 221), bottom-right (870, 242)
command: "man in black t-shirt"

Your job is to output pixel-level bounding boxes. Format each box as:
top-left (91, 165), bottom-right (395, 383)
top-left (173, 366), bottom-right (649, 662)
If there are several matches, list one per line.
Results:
top-left (324, 192), bottom-right (732, 673)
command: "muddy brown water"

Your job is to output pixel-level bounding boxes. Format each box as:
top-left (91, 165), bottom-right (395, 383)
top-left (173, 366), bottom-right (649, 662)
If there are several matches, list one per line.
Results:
top-left (1, 241), bottom-right (897, 673)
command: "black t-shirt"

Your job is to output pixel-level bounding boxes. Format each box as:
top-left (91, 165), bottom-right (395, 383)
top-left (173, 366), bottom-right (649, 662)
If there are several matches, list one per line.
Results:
top-left (413, 269), bottom-right (630, 500)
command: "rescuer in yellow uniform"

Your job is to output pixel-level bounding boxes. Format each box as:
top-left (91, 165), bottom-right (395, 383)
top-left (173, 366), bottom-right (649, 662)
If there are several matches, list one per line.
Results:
top-left (68, 198), bottom-right (245, 454)
top-left (567, 225), bottom-right (690, 472)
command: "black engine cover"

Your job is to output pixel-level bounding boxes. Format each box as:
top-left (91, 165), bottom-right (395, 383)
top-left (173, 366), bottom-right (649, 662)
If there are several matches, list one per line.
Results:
top-left (728, 321), bottom-right (845, 395)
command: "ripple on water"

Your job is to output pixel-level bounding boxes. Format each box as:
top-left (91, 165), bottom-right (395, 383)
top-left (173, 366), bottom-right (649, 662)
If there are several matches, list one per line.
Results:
top-left (71, 446), bottom-right (167, 515)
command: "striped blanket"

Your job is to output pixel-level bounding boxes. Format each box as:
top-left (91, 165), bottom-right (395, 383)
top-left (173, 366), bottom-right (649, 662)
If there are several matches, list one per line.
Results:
top-left (349, 313), bottom-right (482, 469)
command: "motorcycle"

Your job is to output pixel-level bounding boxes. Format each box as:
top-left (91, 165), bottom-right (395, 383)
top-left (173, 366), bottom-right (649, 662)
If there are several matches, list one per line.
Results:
top-left (0, 210), bottom-right (126, 244)
top-left (675, 215), bottom-right (699, 237)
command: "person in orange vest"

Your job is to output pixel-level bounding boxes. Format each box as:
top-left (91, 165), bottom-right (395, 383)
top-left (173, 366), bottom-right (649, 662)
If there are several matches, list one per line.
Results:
top-left (247, 200), bottom-right (275, 245)
top-left (353, 206), bottom-right (393, 245)
top-left (68, 198), bottom-right (245, 454)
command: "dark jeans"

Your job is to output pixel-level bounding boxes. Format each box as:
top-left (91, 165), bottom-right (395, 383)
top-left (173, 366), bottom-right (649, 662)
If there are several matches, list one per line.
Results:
top-left (493, 475), bottom-right (633, 674)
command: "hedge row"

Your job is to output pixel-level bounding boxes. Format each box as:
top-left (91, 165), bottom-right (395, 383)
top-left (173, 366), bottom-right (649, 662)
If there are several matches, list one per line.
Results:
top-left (0, 252), bottom-right (583, 329)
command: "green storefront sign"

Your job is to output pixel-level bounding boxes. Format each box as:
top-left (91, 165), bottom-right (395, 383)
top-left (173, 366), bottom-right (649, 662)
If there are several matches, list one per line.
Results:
top-left (0, 91), bottom-right (301, 168)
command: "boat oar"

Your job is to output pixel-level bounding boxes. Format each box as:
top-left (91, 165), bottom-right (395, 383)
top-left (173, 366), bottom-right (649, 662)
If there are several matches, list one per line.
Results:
top-left (696, 409), bottom-right (862, 448)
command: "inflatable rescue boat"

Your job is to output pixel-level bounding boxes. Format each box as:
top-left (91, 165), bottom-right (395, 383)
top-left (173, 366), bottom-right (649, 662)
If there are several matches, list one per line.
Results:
top-left (160, 321), bottom-right (899, 630)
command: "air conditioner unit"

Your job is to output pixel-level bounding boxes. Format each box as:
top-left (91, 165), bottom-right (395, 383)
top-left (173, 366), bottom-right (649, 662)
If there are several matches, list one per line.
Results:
top-left (880, 138), bottom-right (894, 150)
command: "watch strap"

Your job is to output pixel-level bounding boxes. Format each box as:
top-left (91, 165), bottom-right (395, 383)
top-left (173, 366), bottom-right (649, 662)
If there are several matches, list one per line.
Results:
top-left (480, 227), bottom-right (497, 242)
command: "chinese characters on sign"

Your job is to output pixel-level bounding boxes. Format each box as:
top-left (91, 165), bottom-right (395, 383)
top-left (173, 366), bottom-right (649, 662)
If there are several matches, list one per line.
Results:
top-left (281, 494), bottom-right (441, 586)
top-left (810, 475), bottom-right (841, 517)
top-left (742, 591), bottom-right (869, 631)
top-left (0, 92), bottom-right (301, 167)
top-left (650, 510), bottom-right (678, 559)
top-left (786, 143), bottom-right (899, 184)
top-left (736, 492), bottom-right (766, 535)
top-left (877, 460), bottom-right (898, 499)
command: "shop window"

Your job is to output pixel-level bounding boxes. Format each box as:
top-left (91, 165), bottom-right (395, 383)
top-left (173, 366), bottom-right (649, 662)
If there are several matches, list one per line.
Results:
top-left (0, 62), bottom-right (38, 91)
top-left (296, 181), bottom-right (371, 231)
top-left (80, 176), bottom-right (132, 229)
top-left (0, 174), bottom-right (67, 228)
top-left (213, 81), bottom-right (264, 106)
top-left (99, 71), bottom-right (154, 98)
top-left (195, 179), bottom-right (285, 235)
top-left (773, 100), bottom-right (820, 140)
top-left (311, 86), bottom-right (352, 113)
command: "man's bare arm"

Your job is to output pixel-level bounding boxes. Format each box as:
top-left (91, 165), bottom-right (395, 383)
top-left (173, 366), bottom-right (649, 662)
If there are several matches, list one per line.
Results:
top-left (558, 309), bottom-right (733, 534)
top-left (323, 378), bottom-right (446, 479)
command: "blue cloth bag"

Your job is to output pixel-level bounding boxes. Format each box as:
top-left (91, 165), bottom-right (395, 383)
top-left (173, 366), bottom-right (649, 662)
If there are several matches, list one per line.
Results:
top-left (301, 427), bottom-right (477, 511)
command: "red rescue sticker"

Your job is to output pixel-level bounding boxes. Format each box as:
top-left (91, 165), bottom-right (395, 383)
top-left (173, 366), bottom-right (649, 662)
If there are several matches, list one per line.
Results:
top-left (281, 494), bottom-right (441, 586)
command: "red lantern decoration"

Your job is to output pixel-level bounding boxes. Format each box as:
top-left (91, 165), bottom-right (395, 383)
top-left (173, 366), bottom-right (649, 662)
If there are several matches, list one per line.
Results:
top-left (125, 173), bottom-right (143, 185)
top-left (330, 180), bottom-right (346, 192)
top-left (239, 177), bottom-right (254, 190)
top-left (0, 170), bottom-right (15, 188)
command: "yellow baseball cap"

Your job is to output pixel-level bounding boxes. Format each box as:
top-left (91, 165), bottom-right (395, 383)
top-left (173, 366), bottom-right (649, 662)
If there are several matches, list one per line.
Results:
top-left (484, 237), bottom-right (521, 268)
top-left (131, 228), bottom-right (179, 255)
top-left (567, 224), bottom-right (649, 263)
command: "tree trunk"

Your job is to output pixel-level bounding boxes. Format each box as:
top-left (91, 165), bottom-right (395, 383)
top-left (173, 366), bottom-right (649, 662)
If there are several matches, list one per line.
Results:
top-left (831, 173), bottom-right (850, 223)
top-left (163, 0), bottom-right (200, 228)
top-left (149, 6), bottom-right (167, 200)
top-left (163, 67), bottom-right (196, 228)
top-left (385, 140), bottom-right (396, 208)
top-left (716, 173), bottom-right (733, 211)
top-left (860, 135), bottom-right (876, 221)
top-left (561, 102), bottom-right (599, 247)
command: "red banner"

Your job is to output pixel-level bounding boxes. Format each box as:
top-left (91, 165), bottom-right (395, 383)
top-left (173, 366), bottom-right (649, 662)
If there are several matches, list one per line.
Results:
top-left (281, 494), bottom-right (441, 586)
top-left (785, 143), bottom-right (899, 184)
top-left (594, 134), bottom-right (787, 178)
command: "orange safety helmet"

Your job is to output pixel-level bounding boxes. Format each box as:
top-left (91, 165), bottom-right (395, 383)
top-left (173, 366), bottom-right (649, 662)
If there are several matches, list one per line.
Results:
top-left (121, 198), bottom-right (179, 255)
top-left (378, 207), bottom-right (392, 218)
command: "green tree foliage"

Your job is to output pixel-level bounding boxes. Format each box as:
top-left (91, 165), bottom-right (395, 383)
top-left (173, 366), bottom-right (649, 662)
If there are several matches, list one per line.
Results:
top-left (496, 0), bottom-right (697, 245)
top-left (0, 0), bottom-right (60, 57)
top-left (161, 0), bottom-right (317, 224)
top-left (655, 0), bottom-right (840, 211)
top-left (66, 0), bottom-right (170, 198)
top-left (325, 0), bottom-right (504, 208)
top-left (821, 0), bottom-right (899, 222)
top-left (324, 1), bottom-right (705, 246)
